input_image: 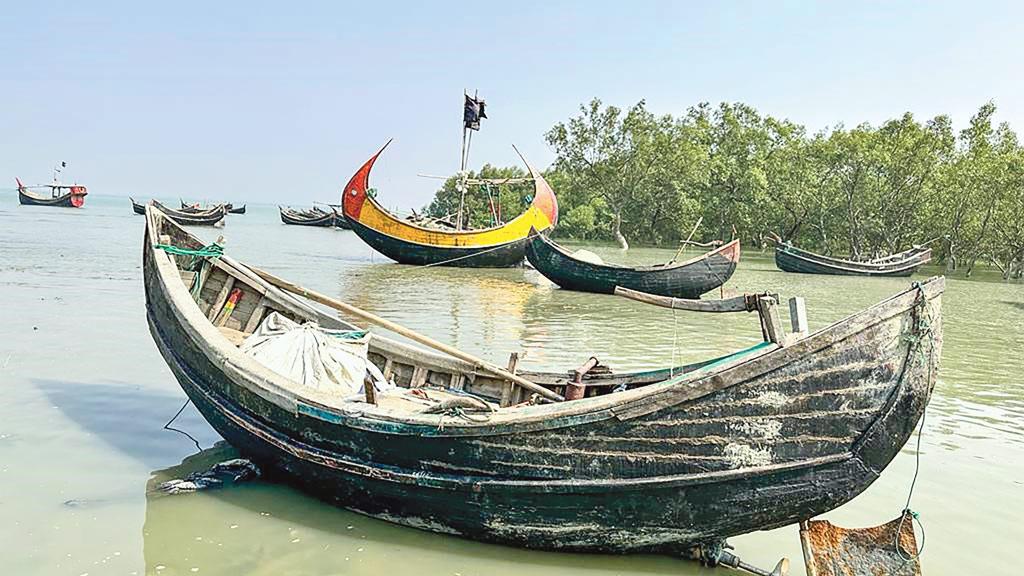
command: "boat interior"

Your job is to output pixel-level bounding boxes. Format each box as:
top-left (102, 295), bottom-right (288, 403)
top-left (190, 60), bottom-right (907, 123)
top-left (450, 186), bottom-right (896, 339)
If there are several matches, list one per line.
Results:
top-left (149, 209), bottom-right (779, 415)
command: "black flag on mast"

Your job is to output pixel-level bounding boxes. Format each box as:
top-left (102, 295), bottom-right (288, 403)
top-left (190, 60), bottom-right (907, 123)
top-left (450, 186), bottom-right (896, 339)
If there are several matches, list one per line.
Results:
top-left (464, 94), bottom-right (487, 131)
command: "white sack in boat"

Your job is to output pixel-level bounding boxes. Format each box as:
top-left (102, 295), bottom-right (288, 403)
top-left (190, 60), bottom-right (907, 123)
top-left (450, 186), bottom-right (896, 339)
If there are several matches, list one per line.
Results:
top-left (571, 249), bottom-right (604, 265)
top-left (240, 312), bottom-right (387, 395)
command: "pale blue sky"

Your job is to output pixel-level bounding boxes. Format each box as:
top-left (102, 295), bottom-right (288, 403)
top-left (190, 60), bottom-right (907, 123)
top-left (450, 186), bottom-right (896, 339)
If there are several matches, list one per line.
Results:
top-left (3, 1), bottom-right (1022, 206)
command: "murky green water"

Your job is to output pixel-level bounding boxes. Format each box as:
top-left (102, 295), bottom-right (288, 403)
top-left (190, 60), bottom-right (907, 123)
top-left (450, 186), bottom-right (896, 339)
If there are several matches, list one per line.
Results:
top-left (1, 195), bottom-right (1021, 575)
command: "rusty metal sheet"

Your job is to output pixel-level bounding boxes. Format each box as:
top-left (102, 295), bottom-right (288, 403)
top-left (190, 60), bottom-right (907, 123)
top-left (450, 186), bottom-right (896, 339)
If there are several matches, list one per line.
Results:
top-left (799, 512), bottom-right (922, 576)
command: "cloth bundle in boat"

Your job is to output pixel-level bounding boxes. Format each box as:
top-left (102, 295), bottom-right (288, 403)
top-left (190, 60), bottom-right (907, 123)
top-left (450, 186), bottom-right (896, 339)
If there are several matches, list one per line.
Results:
top-left (241, 312), bottom-right (387, 395)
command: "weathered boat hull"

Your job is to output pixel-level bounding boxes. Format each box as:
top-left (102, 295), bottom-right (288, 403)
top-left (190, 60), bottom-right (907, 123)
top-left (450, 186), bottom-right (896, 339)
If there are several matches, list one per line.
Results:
top-left (526, 234), bottom-right (740, 298)
top-left (280, 208), bottom-right (335, 227)
top-left (775, 245), bottom-right (930, 277)
top-left (228, 204), bottom-right (246, 215)
top-left (18, 188), bottom-right (86, 207)
top-left (152, 200), bottom-right (225, 226)
top-left (131, 199), bottom-right (147, 215)
top-left (346, 217), bottom-right (528, 267)
top-left (143, 208), bottom-right (942, 554)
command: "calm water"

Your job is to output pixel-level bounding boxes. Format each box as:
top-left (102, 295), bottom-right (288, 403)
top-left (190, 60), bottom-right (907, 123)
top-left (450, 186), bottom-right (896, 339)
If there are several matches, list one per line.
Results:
top-left (1, 195), bottom-right (1022, 575)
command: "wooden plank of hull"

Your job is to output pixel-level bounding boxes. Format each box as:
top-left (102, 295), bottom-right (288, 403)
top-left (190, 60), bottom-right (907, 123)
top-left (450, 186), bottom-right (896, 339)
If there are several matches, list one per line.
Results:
top-left (131, 199), bottom-right (147, 215)
top-left (526, 235), bottom-right (739, 298)
top-left (775, 246), bottom-right (930, 277)
top-left (18, 188), bottom-right (81, 207)
top-left (347, 217), bottom-right (529, 268)
top-left (142, 209), bottom-right (943, 553)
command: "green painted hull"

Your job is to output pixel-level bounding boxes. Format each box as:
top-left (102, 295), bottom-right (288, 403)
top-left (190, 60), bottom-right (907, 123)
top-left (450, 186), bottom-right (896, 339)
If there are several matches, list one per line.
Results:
top-left (526, 235), bottom-right (738, 298)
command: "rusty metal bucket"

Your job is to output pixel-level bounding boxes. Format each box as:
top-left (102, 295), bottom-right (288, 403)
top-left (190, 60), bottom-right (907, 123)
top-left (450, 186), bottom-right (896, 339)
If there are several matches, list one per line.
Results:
top-left (799, 511), bottom-right (922, 576)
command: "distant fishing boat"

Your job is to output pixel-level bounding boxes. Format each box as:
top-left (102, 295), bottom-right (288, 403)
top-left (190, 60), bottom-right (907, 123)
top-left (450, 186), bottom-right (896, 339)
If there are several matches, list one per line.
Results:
top-left (526, 233), bottom-right (740, 298)
top-left (773, 239), bottom-right (932, 277)
top-left (151, 199), bottom-right (226, 226)
top-left (342, 142), bottom-right (558, 267)
top-left (181, 200), bottom-right (246, 215)
top-left (342, 93), bottom-right (558, 268)
top-left (143, 204), bottom-right (942, 559)
top-left (280, 206), bottom-right (337, 227)
top-left (16, 178), bottom-right (87, 208)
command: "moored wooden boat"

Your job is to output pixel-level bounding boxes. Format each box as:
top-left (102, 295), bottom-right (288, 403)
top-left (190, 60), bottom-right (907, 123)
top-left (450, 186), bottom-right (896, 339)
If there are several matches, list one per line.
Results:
top-left (526, 233), bottom-right (741, 298)
top-left (341, 142), bottom-right (558, 268)
top-left (774, 242), bottom-right (931, 277)
top-left (280, 206), bottom-right (337, 227)
top-left (143, 204), bottom-right (943, 558)
top-left (130, 197), bottom-right (148, 215)
top-left (181, 200), bottom-right (246, 215)
top-left (152, 199), bottom-right (226, 226)
top-left (16, 178), bottom-right (88, 208)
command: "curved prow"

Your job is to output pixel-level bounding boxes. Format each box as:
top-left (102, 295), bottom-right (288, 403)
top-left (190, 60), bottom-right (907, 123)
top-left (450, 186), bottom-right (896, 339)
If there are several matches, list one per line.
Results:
top-left (513, 144), bottom-right (559, 227)
top-left (342, 139), bottom-right (393, 221)
top-left (15, 177), bottom-right (24, 190)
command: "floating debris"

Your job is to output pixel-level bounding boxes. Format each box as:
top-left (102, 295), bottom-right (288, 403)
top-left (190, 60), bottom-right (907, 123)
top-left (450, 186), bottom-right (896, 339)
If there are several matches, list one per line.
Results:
top-left (157, 459), bottom-right (260, 495)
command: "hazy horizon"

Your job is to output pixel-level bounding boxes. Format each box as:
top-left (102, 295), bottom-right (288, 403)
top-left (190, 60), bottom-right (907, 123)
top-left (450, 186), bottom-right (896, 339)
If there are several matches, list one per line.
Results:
top-left (4, 1), bottom-right (1023, 207)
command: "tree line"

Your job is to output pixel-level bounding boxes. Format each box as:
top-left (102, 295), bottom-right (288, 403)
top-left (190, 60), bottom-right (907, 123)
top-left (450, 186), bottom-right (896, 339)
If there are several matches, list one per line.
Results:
top-left (426, 99), bottom-right (1024, 279)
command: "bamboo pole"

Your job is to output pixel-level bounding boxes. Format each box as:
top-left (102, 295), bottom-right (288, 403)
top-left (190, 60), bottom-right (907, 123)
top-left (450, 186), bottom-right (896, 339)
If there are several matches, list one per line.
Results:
top-left (249, 266), bottom-right (564, 402)
top-left (671, 216), bottom-right (704, 262)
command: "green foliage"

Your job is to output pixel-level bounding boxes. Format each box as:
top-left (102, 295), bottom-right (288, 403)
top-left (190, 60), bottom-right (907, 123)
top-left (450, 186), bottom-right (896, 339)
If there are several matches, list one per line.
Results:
top-left (423, 99), bottom-right (1024, 277)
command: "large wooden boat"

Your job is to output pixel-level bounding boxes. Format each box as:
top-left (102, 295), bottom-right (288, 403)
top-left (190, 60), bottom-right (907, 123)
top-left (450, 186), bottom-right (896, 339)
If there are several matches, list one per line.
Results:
top-left (16, 178), bottom-right (87, 208)
top-left (280, 206), bottom-right (337, 227)
top-left (526, 233), bottom-right (740, 298)
top-left (774, 242), bottom-right (932, 277)
top-left (341, 142), bottom-right (559, 268)
top-left (151, 200), bottom-right (226, 226)
top-left (143, 204), bottom-right (942, 557)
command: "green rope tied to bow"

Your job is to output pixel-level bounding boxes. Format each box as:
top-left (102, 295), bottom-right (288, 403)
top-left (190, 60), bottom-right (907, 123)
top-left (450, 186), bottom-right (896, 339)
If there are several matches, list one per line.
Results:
top-left (155, 242), bottom-right (225, 298)
top-left (366, 187), bottom-right (377, 199)
top-left (893, 281), bottom-right (935, 563)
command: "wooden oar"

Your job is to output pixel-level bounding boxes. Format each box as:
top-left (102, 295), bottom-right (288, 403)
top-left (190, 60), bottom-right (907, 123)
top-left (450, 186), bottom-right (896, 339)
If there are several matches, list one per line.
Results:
top-left (249, 266), bottom-right (565, 402)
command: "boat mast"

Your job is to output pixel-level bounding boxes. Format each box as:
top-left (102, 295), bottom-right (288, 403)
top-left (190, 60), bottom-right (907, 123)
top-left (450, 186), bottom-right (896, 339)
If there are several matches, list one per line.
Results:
top-left (456, 90), bottom-right (477, 231)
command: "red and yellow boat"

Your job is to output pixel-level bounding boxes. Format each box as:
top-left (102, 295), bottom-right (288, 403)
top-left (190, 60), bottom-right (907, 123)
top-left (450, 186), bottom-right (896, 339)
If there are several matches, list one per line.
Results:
top-left (341, 141), bottom-right (559, 268)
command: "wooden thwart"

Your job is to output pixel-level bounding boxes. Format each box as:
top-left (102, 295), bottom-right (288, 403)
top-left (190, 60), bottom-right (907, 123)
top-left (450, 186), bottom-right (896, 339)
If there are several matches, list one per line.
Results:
top-left (249, 266), bottom-right (565, 402)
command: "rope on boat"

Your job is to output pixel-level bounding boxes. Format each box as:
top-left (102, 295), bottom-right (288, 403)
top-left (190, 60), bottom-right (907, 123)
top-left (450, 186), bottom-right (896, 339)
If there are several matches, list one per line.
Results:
top-left (163, 398), bottom-right (203, 452)
top-left (893, 281), bottom-right (936, 562)
top-left (155, 242), bottom-right (224, 298)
